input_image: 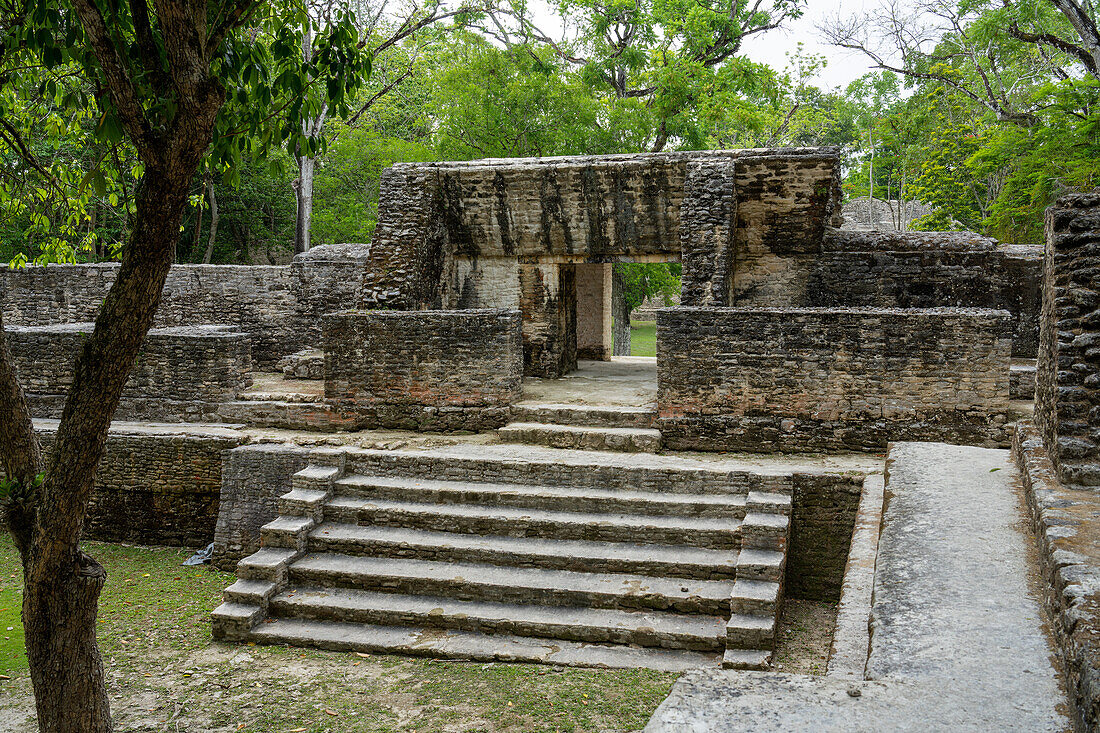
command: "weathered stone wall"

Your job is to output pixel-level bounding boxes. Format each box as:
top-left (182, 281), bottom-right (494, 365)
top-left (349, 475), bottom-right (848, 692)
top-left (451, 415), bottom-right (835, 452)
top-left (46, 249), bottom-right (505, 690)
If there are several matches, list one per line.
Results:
top-left (1036, 191), bottom-right (1100, 486)
top-left (1014, 421), bottom-right (1100, 730)
top-left (657, 306), bottom-right (1013, 452)
top-left (520, 263), bottom-right (577, 376)
top-left (576, 263), bottom-right (612, 360)
top-left (6, 323), bottom-right (251, 421)
top-left (323, 308), bottom-right (523, 430)
top-left (362, 148), bottom-right (842, 313)
top-left (733, 230), bottom-right (1041, 358)
top-left (786, 474), bottom-right (863, 601)
top-left (0, 244), bottom-right (369, 368)
top-left (212, 442), bottom-right (310, 569)
top-left (723, 155), bottom-right (843, 307)
top-left (26, 422), bottom-right (244, 547)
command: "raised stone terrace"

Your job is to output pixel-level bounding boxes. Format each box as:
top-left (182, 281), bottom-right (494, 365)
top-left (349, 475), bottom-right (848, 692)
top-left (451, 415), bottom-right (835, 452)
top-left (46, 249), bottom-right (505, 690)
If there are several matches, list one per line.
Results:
top-left (3, 149), bottom-right (1085, 729)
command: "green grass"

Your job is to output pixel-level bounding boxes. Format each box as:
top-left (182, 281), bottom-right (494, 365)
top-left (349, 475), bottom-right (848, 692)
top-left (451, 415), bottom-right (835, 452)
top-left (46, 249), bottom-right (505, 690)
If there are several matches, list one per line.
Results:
top-left (0, 535), bottom-right (678, 731)
top-left (630, 320), bottom-right (656, 357)
top-left (0, 535), bottom-right (233, 675)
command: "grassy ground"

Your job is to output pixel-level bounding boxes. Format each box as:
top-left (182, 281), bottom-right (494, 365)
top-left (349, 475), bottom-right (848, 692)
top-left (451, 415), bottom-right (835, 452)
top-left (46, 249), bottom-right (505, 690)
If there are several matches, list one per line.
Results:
top-left (629, 321), bottom-right (656, 357)
top-left (0, 537), bottom-right (836, 731)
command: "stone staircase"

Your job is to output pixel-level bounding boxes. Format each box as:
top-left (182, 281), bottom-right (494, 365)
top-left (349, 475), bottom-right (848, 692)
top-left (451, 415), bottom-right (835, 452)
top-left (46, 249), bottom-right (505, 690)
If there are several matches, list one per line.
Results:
top-left (499, 401), bottom-right (662, 452)
top-left (211, 445), bottom-right (792, 671)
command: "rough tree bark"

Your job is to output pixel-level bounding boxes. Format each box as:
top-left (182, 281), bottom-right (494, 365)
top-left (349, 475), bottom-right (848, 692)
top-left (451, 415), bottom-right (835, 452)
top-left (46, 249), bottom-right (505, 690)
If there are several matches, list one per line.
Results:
top-left (0, 0), bottom-right (237, 728)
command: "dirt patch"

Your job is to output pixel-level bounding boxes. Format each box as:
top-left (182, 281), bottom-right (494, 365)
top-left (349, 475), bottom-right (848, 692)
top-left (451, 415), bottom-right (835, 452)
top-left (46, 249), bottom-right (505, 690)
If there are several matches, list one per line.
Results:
top-left (772, 598), bottom-right (837, 676)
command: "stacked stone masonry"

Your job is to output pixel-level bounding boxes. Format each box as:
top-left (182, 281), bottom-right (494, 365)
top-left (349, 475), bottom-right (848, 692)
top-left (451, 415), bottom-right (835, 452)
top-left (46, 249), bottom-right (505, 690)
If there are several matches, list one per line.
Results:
top-left (0, 242), bottom-right (370, 369)
top-left (657, 307), bottom-right (1013, 453)
top-left (212, 446), bottom-right (802, 671)
top-left (1037, 191), bottom-right (1100, 486)
top-left (15, 422), bottom-right (244, 547)
top-left (1013, 423), bottom-right (1100, 731)
top-left (322, 309), bottom-right (523, 431)
top-left (6, 323), bottom-right (252, 421)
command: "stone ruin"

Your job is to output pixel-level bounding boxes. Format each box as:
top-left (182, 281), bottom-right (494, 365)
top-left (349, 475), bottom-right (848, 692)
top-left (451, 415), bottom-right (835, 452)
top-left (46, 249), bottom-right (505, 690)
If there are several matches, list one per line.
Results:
top-left (6, 147), bottom-right (1095, 730)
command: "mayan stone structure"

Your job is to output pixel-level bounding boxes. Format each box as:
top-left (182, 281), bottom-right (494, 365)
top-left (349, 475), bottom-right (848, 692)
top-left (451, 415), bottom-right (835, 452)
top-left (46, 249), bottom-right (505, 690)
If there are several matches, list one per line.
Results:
top-left (8, 323), bottom-right (252, 421)
top-left (0, 148), bottom-right (1066, 694)
top-left (658, 307), bottom-right (1013, 452)
top-left (322, 308), bottom-right (523, 431)
top-left (1036, 191), bottom-right (1100, 485)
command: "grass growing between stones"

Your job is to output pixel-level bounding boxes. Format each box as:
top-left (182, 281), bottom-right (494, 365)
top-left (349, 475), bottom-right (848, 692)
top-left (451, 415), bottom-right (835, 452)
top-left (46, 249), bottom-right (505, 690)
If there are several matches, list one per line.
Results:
top-left (629, 321), bottom-right (656, 357)
top-left (0, 535), bottom-right (677, 732)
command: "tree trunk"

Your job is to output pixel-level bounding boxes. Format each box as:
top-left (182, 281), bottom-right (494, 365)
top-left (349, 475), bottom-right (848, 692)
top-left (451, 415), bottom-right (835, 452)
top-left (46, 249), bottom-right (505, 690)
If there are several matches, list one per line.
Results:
top-left (203, 175), bottom-right (218, 264)
top-left (612, 265), bottom-right (631, 356)
top-left (294, 154), bottom-right (314, 255)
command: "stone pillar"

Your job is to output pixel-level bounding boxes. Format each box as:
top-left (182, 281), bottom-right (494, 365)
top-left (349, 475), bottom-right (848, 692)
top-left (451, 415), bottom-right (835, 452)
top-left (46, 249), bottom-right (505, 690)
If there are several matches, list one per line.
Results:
top-left (575, 263), bottom-right (612, 360)
top-left (1037, 191), bottom-right (1100, 486)
top-left (520, 262), bottom-right (577, 377)
top-left (679, 160), bottom-right (737, 306)
top-left (360, 164), bottom-right (449, 309)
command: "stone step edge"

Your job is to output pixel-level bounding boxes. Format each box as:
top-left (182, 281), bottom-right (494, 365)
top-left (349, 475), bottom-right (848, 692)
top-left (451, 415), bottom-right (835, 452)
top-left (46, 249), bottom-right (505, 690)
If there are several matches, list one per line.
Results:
top-left (286, 553), bottom-right (735, 615)
top-left (317, 498), bottom-right (742, 550)
top-left (244, 617), bottom-right (721, 672)
top-left (306, 522), bottom-right (742, 579)
top-left (269, 586), bottom-right (727, 651)
top-left (335, 474), bottom-right (752, 513)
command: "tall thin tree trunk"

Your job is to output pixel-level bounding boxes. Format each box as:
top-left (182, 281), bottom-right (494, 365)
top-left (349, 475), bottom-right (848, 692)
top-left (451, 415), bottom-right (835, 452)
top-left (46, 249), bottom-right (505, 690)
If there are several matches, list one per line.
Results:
top-left (294, 155), bottom-right (314, 255)
top-left (203, 175), bottom-right (218, 264)
top-left (612, 265), bottom-right (631, 356)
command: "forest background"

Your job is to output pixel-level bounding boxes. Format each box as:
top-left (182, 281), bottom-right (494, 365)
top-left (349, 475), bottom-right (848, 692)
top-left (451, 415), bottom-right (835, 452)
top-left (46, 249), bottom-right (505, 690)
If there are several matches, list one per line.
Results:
top-left (1, 0), bottom-right (1097, 271)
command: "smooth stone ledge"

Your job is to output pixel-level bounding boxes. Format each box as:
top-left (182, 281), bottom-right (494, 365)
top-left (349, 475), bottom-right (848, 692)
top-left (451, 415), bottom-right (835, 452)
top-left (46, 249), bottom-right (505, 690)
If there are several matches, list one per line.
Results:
top-left (646, 442), bottom-right (1069, 732)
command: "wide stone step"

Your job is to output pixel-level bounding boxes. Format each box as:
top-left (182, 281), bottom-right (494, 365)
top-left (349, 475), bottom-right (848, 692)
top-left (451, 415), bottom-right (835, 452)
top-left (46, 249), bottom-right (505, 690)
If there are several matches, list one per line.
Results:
top-left (335, 474), bottom-right (747, 517)
top-left (307, 523), bottom-right (740, 579)
top-left (511, 402), bottom-right (658, 429)
top-left (323, 497), bottom-right (741, 548)
top-left (287, 553), bottom-right (735, 615)
top-left (269, 587), bottom-right (727, 651)
top-left (345, 445), bottom-right (796, 495)
top-left (498, 422), bottom-right (662, 453)
top-left (246, 617), bottom-right (719, 672)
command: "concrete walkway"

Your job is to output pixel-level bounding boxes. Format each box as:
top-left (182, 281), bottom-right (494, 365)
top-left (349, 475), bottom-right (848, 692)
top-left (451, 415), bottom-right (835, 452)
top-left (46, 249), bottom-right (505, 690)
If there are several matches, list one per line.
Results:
top-left (645, 442), bottom-right (1070, 732)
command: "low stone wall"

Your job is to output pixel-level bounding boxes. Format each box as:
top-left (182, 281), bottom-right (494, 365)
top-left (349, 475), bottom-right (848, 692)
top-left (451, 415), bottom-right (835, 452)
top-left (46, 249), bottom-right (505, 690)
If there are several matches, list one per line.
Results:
top-left (6, 323), bottom-right (252, 421)
top-left (29, 421), bottom-right (244, 547)
top-left (0, 244), bottom-right (369, 368)
top-left (657, 307), bottom-right (1013, 453)
top-left (1036, 191), bottom-right (1100, 486)
top-left (733, 230), bottom-right (1041, 358)
top-left (785, 474), bottom-right (864, 601)
top-left (1013, 421), bottom-right (1100, 731)
top-left (323, 309), bottom-right (523, 431)
top-left (212, 442), bottom-right (310, 569)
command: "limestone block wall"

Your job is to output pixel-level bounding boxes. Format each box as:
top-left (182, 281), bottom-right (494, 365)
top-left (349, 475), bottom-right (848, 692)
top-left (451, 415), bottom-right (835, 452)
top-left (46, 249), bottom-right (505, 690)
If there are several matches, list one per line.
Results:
top-left (1036, 192), bottom-right (1100, 486)
top-left (576, 263), bottom-right (612, 360)
top-left (521, 263), bottom-right (577, 376)
top-left (361, 148), bottom-right (842, 313)
top-left (657, 306), bottom-right (1013, 452)
top-left (27, 422), bottom-right (244, 546)
top-left (323, 308), bottom-right (523, 430)
top-left (6, 323), bottom-right (251, 420)
top-left (786, 474), bottom-right (863, 601)
top-left (0, 245), bottom-right (370, 368)
top-left (212, 442), bottom-right (310, 569)
top-left (732, 229), bottom-right (1041, 358)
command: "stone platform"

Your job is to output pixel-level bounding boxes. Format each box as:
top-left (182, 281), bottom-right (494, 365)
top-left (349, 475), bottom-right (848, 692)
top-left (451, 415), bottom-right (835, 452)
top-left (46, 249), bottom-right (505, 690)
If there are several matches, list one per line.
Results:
top-left (210, 443), bottom-right (823, 671)
top-left (645, 442), bottom-right (1069, 731)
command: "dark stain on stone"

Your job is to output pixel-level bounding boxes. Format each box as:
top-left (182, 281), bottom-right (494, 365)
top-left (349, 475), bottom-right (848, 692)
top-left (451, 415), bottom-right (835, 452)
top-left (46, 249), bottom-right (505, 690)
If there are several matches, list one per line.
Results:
top-left (441, 172), bottom-right (476, 257)
top-left (493, 171), bottom-right (516, 256)
top-left (539, 170), bottom-right (573, 255)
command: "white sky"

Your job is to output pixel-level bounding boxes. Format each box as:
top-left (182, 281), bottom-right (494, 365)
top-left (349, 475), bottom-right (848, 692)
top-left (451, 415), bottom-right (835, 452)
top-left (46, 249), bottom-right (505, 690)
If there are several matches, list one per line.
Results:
top-left (740, 0), bottom-right (879, 91)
